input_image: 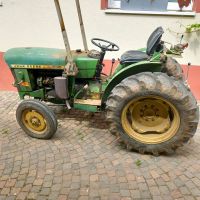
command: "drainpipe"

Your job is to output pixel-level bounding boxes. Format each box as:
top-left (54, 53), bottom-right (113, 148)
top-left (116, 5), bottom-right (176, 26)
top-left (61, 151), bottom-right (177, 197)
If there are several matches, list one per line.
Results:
top-left (75, 0), bottom-right (89, 51)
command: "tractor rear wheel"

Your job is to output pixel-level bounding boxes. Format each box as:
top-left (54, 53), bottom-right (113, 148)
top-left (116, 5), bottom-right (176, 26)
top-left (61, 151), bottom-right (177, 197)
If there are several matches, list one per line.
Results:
top-left (16, 100), bottom-right (57, 139)
top-left (106, 72), bottom-right (199, 155)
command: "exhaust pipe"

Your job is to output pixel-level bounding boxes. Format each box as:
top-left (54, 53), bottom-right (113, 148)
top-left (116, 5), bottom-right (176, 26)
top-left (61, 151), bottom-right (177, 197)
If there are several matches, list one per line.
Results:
top-left (54, 77), bottom-right (69, 100)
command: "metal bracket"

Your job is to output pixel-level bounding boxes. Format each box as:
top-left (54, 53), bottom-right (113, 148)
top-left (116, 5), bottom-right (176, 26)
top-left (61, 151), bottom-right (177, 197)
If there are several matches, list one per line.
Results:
top-left (64, 62), bottom-right (79, 76)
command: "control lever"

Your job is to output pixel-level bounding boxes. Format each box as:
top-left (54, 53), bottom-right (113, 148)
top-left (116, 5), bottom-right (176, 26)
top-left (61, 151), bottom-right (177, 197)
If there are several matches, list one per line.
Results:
top-left (186, 62), bottom-right (191, 85)
top-left (180, 34), bottom-right (184, 44)
top-left (109, 58), bottom-right (115, 77)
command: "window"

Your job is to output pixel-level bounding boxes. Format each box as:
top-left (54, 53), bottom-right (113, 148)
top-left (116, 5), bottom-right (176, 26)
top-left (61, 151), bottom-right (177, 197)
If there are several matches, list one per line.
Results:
top-left (108, 0), bottom-right (193, 11)
top-left (108, 0), bottom-right (120, 8)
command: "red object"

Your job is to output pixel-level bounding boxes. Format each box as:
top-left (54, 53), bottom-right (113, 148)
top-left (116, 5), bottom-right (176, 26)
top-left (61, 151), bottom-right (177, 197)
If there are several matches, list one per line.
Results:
top-left (193, 0), bottom-right (200, 12)
top-left (101, 0), bottom-right (108, 9)
top-left (178, 0), bottom-right (191, 9)
top-left (182, 65), bottom-right (200, 100)
top-left (1, 53), bottom-right (200, 100)
top-left (0, 52), bottom-right (16, 91)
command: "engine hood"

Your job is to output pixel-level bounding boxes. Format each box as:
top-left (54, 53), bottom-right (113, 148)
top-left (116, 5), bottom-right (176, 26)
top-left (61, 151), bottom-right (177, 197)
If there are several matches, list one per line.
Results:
top-left (4, 47), bottom-right (67, 67)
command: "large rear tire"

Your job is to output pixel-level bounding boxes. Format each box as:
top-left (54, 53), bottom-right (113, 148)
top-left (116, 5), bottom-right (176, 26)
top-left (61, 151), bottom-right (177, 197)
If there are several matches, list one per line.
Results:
top-left (106, 72), bottom-right (199, 155)
top-left (161, 56), bottom-right (185, 81)
top-left (16, 100), bottom-right (57, 139)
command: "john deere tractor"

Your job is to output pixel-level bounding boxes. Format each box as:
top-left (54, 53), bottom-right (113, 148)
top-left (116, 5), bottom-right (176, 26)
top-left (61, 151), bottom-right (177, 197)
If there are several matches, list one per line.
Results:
top-left (4, 0), bottom-right (199, 155)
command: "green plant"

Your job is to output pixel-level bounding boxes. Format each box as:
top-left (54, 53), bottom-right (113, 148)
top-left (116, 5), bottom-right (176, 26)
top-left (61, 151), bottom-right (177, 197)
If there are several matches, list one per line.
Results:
top-left (1, 129), bottom-right (9, 135)
top-left (167, 21), bottom-right (200, 36)
top-left (135, 159), bottom-right (142, 167)
top-left (186, 23), bottom-right (200, 33)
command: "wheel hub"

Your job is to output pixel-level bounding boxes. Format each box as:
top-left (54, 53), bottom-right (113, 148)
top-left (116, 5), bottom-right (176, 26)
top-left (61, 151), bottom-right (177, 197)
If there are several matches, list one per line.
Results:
top-left (121, 96), bottom-right (180, 144)
top-left (130, 100), bottom-right (171, 134)
top-left (22, 110), bottom-right (47, 134)
top-left (31, 117), bottom-right (41, 127)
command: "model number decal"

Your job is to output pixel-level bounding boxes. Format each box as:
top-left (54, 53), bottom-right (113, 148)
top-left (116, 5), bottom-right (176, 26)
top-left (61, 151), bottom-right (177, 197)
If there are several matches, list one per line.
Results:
top-left (11, 64), bottom-right (65, 70)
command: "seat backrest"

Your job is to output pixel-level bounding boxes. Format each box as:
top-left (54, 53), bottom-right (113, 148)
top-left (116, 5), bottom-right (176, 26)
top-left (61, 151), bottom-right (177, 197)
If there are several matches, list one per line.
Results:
top-left (146, 27), bottom-right (164, 56)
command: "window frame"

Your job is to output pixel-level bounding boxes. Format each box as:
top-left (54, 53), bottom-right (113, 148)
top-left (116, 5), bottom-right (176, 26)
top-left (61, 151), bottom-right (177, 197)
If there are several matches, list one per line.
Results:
top-left (101, 0), bottom-right (200, 12)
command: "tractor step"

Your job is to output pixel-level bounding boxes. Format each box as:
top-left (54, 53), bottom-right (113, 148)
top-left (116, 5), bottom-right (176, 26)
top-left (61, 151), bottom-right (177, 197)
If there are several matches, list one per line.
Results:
top-left (74, 99), bottom-right (101, 112)
top-left (74, 99), bottom-right (101, 106)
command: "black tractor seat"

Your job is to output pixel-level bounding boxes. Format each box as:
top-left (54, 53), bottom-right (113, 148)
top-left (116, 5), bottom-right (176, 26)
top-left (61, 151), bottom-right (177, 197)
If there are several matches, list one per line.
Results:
top-left (120, 27), bottom-right (164, 65)
top-left (120, 50), bottom-right (149, 64)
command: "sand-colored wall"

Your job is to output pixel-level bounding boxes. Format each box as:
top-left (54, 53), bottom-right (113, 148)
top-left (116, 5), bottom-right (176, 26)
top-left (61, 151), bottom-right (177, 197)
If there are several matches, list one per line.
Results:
top-left (0, 0), bottom-right (199, 64)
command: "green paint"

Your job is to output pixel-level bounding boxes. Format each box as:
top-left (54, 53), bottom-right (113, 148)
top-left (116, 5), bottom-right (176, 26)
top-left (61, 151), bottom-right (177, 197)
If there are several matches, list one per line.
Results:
top-left (14, 69), bottom-right (34, 92)
top-left (68, 76), bottom-right (75, 98)
top-left (102, 61), bottom-right (162, 103)
top-left (4, 48), bottom-right (67, 66)
top-left (88, 81), bottom-right (101, 93)
top-left (113, 63), bottom-right (123, 75)
top-left (74, 103), bottom-right (98, 112)
top-left (150, 52), bottom-right (161, 62)
top-left (4, 48), bottom-right (98, 79)
top-left (76, 57), bottom-right (98, 78)
top-left (19, 89), bottom-right (45, 100)
top-left (5, 47), bottom-right (164, 112)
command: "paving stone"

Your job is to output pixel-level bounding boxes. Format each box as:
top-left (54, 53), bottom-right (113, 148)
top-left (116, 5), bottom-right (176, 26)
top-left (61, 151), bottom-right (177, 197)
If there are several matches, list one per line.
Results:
top-left (0, 91), bottom-right (200, 199)
top-left (0, 182), bottom-right (6, 189)
top-left (33, 179), bottom-right (43, 186)
top-left (159, 186), bottom-right (170, 195)
top-left (39, 187), bottom-right (51, 196)
top-left (120, 189), bottom-right (131, 197)
top-left (68, 189), bottom-right (80, 199)
top-left (16, 192), bottom-right (28, 200)
top-left (27, 192), bottom-right (37, 200)
top-left (36, 195), bottom-right (48, 200)
top-left (149, 186), bottom-right (160, 196)
top-left (179, 186), bottom-right (191, 195)
top-left (190, 188), bottom-right (200, 196)
top-left (171, 189), bottom-right (183, 199)
top-left (0, 188), bottom-right (10, 195)
top-left (6, 196), bottom-right (16, 200)
top-left (0, 195), bottom-right (6, 200)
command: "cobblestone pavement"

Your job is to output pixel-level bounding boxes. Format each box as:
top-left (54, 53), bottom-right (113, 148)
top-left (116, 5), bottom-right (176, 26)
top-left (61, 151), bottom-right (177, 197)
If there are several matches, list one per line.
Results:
top-left (0, 91), bottom-right (200, 200)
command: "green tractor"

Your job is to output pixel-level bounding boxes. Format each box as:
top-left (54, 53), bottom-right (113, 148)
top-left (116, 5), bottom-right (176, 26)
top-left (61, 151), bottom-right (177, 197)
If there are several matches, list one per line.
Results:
top-left (4, 0), bottom-right (199, 155)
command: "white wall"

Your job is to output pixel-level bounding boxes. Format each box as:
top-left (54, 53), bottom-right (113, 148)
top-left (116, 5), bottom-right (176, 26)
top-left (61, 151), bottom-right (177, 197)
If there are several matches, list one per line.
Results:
top-left (0, 0), bottom-right (199, 65)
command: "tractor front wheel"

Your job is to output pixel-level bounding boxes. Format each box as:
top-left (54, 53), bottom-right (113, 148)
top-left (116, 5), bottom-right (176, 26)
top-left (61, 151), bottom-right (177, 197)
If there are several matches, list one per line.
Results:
top-left (106, 72), bottom-right (199, 155)
top-left (16, 100), bottom-right (57, 139)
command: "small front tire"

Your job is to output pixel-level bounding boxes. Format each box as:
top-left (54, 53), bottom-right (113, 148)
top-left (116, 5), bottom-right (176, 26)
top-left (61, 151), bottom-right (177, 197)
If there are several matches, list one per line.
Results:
top-left (16, 100), bottom-right (57, 139)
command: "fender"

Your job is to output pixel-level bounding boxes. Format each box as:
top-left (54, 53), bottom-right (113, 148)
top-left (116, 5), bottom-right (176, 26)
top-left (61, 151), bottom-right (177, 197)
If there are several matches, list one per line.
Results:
top-left (102, 61), bottom-right (162, 104)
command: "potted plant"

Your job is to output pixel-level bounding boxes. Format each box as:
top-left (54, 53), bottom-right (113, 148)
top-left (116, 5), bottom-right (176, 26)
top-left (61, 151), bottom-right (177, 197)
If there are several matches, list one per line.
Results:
top-left (121, 0), bottom-right (168, 11)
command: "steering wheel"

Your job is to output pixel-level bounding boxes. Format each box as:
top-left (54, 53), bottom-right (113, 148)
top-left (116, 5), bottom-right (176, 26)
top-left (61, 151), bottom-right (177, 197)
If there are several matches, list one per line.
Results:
top-left (91, 38), bottom-right (119, 52)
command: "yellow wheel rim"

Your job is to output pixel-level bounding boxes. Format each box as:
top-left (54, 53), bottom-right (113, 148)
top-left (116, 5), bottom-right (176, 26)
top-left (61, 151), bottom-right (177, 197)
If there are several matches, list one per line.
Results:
top-left (22, 109), bottom-right (47, 134)
top-left (121, 96), bottom-right (180, 144)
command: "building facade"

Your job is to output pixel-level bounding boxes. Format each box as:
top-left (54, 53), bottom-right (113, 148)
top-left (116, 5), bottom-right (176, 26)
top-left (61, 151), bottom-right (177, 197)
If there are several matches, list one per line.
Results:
top-left (0, 0), bottom-right (199, 65)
